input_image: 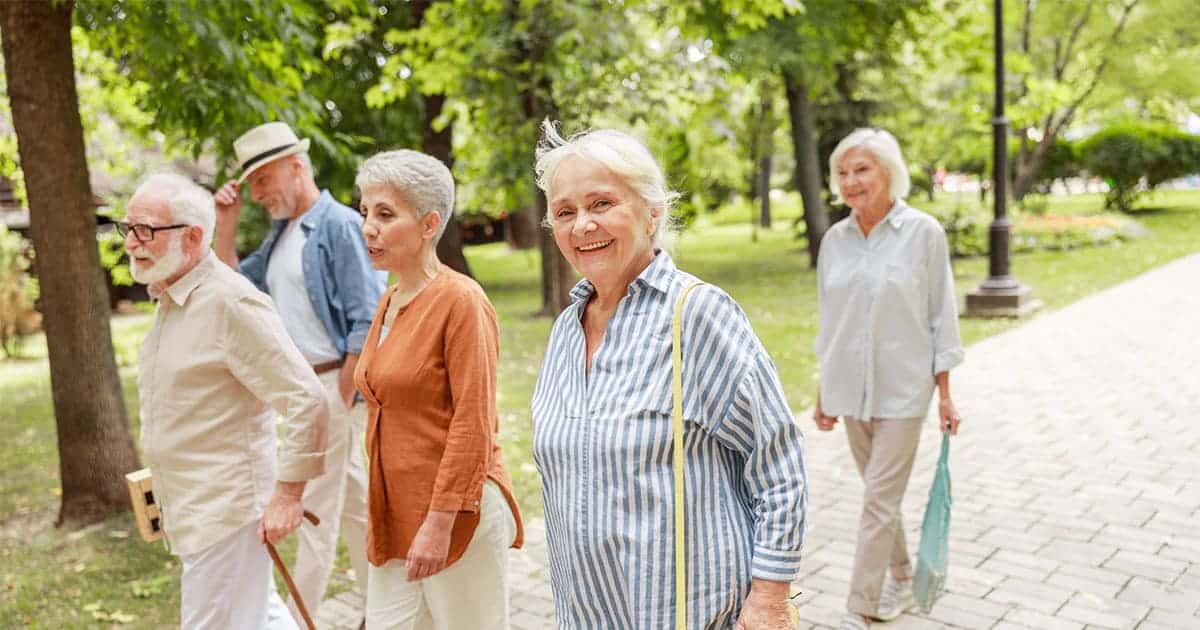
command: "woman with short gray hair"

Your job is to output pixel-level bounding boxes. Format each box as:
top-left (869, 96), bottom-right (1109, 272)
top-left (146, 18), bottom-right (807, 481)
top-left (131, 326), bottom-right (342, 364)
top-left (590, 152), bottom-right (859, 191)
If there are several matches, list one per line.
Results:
top-left (352, 149), bottom-right (524, 629)
top-left (812, 128), bottom-right (964, 630)
top-left (531, 122), bottom-right (808, 629)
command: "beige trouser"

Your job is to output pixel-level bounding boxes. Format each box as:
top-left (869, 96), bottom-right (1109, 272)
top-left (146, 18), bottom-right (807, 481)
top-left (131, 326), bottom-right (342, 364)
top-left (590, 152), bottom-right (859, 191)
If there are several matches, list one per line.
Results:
top-left (365, 480), bottom-right (517, 630)
top-left (288, 369), bottom-right (370, 625)
top-left (180, 520), bottom-right (298, 630)
top-left (845, 416), bottom-right (923, 617)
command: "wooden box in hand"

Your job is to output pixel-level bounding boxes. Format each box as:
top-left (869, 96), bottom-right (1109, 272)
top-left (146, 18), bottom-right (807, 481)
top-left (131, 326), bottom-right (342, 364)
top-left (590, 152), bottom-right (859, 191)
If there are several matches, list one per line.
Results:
top-left (124, 468), bottom-right (163, 542)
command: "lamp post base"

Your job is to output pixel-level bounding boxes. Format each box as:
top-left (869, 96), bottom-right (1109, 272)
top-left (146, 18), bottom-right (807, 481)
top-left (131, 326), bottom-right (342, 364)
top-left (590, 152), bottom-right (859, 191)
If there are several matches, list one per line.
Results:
top-left (965, 284), bottom-right (1043, 318)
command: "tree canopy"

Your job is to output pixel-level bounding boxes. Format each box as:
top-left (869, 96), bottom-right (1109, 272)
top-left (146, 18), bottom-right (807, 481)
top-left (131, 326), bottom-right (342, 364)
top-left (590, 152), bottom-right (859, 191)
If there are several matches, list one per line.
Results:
top-left (4, 0), bottom-right (1199, 303)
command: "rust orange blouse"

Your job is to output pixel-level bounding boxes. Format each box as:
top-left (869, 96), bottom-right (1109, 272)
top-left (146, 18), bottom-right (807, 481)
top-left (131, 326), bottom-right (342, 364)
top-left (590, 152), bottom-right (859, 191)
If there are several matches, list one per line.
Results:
top-left (354, 265), bottom-right (523, 567)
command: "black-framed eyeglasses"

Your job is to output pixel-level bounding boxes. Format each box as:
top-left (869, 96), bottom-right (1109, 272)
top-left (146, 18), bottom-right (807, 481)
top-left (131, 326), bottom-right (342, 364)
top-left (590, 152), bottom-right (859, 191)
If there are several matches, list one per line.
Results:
top-left (115, 222), bottom-right (190, 243)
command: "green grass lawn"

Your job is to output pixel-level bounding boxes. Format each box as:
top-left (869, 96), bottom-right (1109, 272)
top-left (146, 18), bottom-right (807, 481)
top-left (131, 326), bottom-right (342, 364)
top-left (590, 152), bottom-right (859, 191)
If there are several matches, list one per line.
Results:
top-left (2, 189), bottom-right (1198, 628)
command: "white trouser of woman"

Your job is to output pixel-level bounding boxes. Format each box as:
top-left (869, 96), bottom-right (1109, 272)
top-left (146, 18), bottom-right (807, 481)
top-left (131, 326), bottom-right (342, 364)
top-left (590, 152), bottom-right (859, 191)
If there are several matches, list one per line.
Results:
top-left (366, 480), bottom-right (517, 630)
top-left (179, 519), bottom-right (298, 630)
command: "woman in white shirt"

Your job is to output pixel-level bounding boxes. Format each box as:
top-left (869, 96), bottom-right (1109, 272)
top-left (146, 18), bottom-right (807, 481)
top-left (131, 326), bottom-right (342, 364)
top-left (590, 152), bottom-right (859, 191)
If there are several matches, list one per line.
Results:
top-left (812, 128), bottom-right (964, 630)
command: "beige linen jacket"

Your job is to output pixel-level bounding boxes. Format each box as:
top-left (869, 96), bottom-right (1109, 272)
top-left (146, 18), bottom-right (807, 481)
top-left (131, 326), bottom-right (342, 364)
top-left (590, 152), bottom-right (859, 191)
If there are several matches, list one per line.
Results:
top-left (138, 252), bottom-right (329, 555)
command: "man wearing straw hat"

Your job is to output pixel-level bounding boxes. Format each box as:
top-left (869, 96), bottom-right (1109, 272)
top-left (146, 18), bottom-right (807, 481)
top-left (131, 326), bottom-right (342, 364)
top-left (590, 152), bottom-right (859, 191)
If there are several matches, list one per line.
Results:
top-left (124, 173), bottom-right (329, 629)
top-left (214, 122), bottom-right (384, 624)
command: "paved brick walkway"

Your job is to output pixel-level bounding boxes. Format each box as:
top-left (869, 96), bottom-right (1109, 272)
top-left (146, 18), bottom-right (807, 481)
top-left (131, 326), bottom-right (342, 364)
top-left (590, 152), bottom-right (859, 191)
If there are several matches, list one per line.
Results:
top-left (320, 253), bottom-right (1200, 629)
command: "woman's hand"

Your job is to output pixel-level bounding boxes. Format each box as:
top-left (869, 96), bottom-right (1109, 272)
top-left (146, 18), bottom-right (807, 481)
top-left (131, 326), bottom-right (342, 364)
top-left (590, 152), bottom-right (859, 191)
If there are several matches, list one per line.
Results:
top-left (812, 400), bottom-right (839, 432)
top-left (406, 510), bottom-right (456, 581)
top-left (938, 397), bottom-right (962, 435)
top-left (734, 579), bottom-right (796, 629)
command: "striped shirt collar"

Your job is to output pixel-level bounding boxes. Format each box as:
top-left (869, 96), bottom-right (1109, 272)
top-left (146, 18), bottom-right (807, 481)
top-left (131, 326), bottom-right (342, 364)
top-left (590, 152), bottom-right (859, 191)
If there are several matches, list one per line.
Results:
top-left (568, 249), bottom-right (677, 303)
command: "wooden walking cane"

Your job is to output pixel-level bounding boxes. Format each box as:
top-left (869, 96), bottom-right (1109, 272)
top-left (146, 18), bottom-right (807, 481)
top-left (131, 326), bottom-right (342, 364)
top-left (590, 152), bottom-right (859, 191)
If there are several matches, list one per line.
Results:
top-left (266, 510), bottom-right (322, 630)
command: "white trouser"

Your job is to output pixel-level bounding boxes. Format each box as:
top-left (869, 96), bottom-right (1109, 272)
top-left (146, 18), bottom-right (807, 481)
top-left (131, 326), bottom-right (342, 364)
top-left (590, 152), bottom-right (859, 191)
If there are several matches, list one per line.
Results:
top-left (366, 480), bottom-right (517, 630)
top-left (180, 520), bottom-right (298, 630)
top-left (288, 368), bottom-right (370, 624)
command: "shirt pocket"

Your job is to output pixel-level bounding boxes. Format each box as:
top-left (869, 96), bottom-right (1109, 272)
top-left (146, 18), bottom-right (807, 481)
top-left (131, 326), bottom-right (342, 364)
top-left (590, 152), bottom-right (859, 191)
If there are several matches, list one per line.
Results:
top-left (884, 261), bottom-right (925, 316)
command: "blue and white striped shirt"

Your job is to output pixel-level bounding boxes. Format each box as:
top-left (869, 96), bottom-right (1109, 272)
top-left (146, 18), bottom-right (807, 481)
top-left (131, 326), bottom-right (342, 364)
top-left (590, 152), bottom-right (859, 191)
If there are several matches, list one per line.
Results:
top-left (532, 252), bottom-right (808, 629)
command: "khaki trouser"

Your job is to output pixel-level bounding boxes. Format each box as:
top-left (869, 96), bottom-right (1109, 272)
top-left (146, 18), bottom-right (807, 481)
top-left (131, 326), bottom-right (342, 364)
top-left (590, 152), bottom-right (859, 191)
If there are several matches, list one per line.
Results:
top-left (288, 369), bottom-right (370, 624)
top-left (845, 416), bottom-right (923, 617)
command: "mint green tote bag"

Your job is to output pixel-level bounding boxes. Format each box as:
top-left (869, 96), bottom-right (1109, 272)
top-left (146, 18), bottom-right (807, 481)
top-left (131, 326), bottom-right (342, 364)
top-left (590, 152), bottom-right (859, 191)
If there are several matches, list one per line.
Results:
top-left (913, 433), bottom-right (952, 612)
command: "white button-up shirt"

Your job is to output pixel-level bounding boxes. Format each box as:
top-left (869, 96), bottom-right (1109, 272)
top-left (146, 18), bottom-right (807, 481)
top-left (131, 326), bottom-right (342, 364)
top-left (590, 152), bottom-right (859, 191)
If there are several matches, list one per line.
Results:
top-left (138, 252), bottom-right (329, 555)
top-left (815, 201), bottom-right (964, 420)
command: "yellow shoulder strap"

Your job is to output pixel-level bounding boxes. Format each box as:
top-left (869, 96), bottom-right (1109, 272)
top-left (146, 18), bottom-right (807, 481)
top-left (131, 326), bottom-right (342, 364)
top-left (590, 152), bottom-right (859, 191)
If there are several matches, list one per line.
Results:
top-left (672, 281), bottom-right (704, 630)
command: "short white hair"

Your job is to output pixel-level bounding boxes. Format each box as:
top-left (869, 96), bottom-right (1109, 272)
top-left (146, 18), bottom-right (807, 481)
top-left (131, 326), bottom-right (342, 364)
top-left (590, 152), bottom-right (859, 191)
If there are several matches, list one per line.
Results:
top-left (534, 120), bottom-right (680, 250)
top-left (355, 150), bottom-right (455, 242)
top-left (133, 173), bottom-right (215, 250)
top-left (295, 151), bottom-right (314, 176)
top-left (828, 128), bottom-right (911, 204)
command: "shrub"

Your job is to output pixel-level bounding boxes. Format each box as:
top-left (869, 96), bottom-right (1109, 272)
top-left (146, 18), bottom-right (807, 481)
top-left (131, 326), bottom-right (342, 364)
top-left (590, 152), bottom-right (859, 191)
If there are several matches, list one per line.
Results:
top-left (1038, 138), bottom-right (1081, 189)
top-left (1010, 136), bottom-right (1081, 194)
top-left (940, 205), bottom-right (988, 258)
top-left (1078, 123), bottom-right (1200, 212)
top-left (1018, 193), bottom-right (1050, 216)
top-left (0, 224), bottom-right (39, 358)
top-left (927, 202), bottom-right (1143, 258)
top-left (910, 168), bottom-right (933, 199)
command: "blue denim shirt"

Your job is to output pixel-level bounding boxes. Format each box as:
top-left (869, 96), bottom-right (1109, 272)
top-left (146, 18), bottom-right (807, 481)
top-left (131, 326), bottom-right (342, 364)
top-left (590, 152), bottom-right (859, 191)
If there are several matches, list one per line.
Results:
top-left (239, 190), bottom-right (386, 356)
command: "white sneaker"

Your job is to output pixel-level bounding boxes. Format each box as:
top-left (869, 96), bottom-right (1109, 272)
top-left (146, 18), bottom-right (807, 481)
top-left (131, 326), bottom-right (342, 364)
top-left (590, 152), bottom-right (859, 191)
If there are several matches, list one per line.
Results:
top-left (839, 612), bottom-right (871, 629)
top-left (873, 577), bottom-right (914, 621)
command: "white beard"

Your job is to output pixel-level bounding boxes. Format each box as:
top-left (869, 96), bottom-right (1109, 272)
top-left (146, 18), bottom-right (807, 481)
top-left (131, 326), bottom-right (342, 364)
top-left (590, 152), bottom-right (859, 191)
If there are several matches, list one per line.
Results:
top-left (130, 235), bottom-right (187, 286)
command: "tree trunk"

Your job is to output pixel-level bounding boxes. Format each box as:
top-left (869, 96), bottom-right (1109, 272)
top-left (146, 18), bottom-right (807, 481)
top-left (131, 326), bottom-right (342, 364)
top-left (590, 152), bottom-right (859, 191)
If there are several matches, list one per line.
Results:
top-left (411, 0), bottom-right (471, 277)
top-left (758, 153), bottom-right (772, 229)
top-left (1012, 130), bottom-right (1056, 201)
top-left (420, 92), bottom-right (473, 278)
top-left (518, 12), bottom-right (572, 316)
top-left (925, 164), bottom-right (936, 203)
top-left (536, 189), bottom-right (574, 316)
top-left (750, 89), bottom-right (773, 230)
top-left (505, 208), bottom-right (540, 250)
top-left (0, 0), bottom-right (140, 527)
top-left (783, 65), bottom-right (829, 268)
top-left (435, 212), bottom-right (472, 276)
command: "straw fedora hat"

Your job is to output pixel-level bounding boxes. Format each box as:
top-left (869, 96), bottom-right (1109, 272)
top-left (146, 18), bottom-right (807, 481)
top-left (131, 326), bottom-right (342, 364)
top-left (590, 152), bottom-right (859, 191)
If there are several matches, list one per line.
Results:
top-left (233, 122), bottom-right (311, 183)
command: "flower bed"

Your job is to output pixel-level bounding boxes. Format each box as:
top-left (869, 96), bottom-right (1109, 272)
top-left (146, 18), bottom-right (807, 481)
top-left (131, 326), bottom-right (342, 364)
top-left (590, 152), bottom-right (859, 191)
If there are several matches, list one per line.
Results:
top-left (939, 209), bottom-right (1145, 258)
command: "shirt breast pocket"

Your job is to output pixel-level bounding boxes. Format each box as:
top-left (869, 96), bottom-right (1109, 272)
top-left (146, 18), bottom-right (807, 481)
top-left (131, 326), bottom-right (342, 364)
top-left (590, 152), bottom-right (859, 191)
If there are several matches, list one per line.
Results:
top-left (884, 261), bottom-right (924, 310)
top-left (885, 260), bottom-right (918, 286)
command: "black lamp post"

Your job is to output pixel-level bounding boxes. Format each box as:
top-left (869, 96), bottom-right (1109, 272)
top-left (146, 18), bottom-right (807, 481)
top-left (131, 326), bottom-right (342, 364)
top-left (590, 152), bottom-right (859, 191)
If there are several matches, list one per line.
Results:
top-left (966, 0), bottom-right (1041, 317)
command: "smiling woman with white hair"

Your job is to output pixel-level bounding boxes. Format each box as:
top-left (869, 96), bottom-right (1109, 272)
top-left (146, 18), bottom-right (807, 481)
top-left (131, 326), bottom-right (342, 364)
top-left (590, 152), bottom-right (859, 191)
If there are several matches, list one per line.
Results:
top-left (351, 149), bottom-right (524, 630)
top-left (531, 122), bottom-right (809, 629)
top-left (812, 128), bottom-right (964, 630)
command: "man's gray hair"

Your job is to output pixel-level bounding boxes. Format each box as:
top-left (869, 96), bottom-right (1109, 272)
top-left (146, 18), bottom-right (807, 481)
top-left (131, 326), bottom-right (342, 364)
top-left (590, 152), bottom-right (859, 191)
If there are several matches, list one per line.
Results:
top-left (828, 128), bottom-right (911, 205)
top-left (534, 120), bottom-right (680, 250)
top-left (133, 173), bottom-right (215, 250)
top-left (355, 150), bottom-right (455, 242)
top-left (295, 151), bottom-right (315, 177)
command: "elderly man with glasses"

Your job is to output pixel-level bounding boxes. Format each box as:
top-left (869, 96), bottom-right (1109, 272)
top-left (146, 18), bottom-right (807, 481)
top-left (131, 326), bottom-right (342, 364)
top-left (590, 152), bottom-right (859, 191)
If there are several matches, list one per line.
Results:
top-left (123, 173), bottom-right (329, 629)
top-left (212, 122), bottom-right (386, 624)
